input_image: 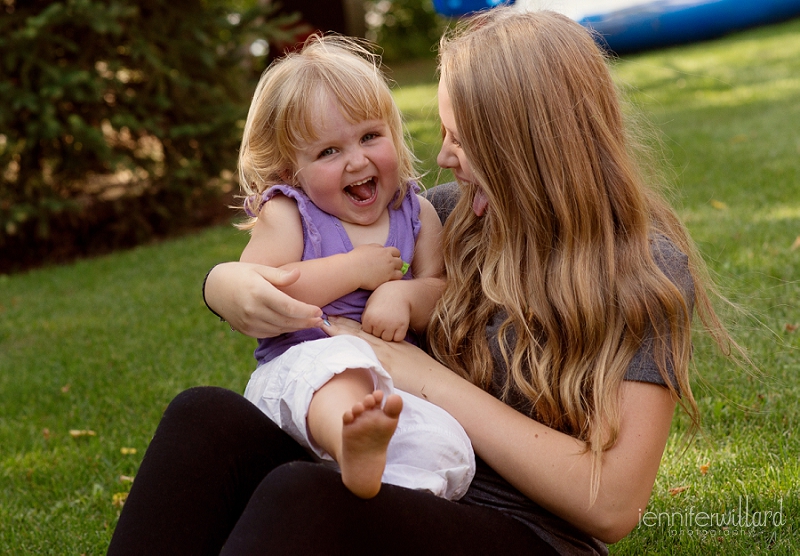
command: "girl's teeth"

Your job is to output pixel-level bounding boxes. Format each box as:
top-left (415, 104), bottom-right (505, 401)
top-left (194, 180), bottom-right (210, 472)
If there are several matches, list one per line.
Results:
top-left (346, 179), bottom-right (376, 202)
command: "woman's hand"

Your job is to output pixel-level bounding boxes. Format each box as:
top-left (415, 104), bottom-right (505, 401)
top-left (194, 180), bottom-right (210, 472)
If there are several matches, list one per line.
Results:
top-left (323, 316), bottom-right (437, 392)
top-left (204, 262), bottom-right (323, 338)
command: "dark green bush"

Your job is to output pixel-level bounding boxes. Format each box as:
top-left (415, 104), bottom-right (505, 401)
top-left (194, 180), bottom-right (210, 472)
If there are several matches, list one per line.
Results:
top-left (365, 0), bottom-right (450, 62)
top-left (0, 0), bottom-right (302, 272)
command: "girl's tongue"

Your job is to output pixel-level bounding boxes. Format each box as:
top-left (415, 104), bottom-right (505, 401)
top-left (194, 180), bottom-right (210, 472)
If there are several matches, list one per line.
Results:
top-left (346, 179), bottom-right (376, 202)
top-left (472, 187), bottom-right (489, 216)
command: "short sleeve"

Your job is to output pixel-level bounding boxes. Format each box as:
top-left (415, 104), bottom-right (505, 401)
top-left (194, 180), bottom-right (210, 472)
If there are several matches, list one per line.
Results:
top-left (624, 234), bottom-right (695, 390)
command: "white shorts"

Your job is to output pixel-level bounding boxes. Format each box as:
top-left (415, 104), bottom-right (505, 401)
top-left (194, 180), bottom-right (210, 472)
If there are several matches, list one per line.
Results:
top-left (243, 335), bottom-right (475, 500)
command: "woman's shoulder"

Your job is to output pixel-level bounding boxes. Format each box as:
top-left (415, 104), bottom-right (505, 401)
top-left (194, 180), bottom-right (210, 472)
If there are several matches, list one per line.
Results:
top-left (649, 233), bottom-right (687, 268)
top-left (649, 233), bottom-right (695, 309)
top-left (422, 182), bottom-right (460, 225)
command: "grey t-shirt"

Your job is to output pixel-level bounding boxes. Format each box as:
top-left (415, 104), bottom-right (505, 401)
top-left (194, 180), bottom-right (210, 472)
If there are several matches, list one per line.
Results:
top-left (423, 183), bottom-right (695, 555)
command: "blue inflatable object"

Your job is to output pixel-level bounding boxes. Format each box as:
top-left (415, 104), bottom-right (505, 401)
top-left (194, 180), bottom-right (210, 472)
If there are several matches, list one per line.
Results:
top-left (579, 0), bottom-right (800, 54)
top-left (432, 0), bottom-right (514, 18)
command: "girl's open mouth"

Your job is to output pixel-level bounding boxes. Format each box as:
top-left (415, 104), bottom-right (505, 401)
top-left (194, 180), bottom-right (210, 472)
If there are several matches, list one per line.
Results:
top-left (344, 177), bottom-right (377, 204)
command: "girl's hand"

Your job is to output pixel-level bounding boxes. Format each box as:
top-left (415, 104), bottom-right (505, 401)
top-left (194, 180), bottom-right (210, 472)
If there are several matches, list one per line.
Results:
top-left (362, 282), bottom-right (413, 342)
top-left (348, 244), bottom-right (404, 291)
top-left (205, 262), bottom-right (323, 338)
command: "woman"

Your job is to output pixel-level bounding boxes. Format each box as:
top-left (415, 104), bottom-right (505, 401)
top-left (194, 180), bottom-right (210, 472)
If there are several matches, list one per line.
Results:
top-left (109, 8), bottom-right (738, 555)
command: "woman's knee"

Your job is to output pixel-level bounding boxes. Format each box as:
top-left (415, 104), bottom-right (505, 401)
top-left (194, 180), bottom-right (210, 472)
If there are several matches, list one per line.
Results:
top-left (157, 386), bottom-right (306, 463)
top-left (253, 462), bottom-right (344, 509)
top-left (163, 386), bottom-right (243, 425)
top-left (223, 463), bottom-right (355, 554)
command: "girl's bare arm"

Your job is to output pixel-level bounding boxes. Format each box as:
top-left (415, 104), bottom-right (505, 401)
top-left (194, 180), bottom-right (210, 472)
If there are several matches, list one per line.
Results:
top-left (240, 195), bottom-right (404, 308)
top-left (362, 197), bottom-right (445, 339)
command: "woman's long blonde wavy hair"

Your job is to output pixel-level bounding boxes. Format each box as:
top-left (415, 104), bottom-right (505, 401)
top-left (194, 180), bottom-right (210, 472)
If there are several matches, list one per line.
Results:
top-left (427, 8), bottom-right (739, 502)
top-left (237, 34), bottom-right (416, 228)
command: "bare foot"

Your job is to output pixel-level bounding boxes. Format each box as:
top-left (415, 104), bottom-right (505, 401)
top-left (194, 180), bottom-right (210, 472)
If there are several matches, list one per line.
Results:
top-left (339, 390), bottom-right (403, 499)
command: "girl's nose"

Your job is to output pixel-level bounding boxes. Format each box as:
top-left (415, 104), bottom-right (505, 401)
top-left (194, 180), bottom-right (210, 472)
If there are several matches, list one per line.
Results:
top-left (346, 149), bottom-right (369, 172)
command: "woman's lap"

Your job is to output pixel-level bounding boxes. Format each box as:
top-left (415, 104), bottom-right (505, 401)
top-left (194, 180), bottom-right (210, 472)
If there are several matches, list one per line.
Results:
top-left (225, 461), bottom-right (557, 555)
top-left (109, 386), bottom-right (555, 555)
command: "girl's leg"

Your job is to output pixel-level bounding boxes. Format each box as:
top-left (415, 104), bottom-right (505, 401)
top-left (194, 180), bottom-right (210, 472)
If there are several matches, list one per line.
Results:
top-left (107, 386), bottom-right (310, 556)
top-left (222, 462), bottom-right (559, 556)
top-left (306, 368), bottom-right (402, 499)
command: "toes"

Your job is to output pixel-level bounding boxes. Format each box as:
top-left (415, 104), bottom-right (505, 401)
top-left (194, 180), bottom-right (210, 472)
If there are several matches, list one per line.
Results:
top-left (344, 391), bottom-right (398, 425)
top-left (358, 395), bottom-right (375, 412)
top-left (383, 394), bottom-right (403, 418)
top-left (361, 391), bottom-right (381, 410)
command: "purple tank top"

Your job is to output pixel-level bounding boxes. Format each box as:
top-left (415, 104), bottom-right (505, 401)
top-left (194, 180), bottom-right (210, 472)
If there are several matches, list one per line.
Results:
top-left (252, 183), bottom-right (421, 365)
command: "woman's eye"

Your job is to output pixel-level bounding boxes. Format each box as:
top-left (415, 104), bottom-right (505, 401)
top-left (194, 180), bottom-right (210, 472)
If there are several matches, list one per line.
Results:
top-left (442, 127), bottom-right (461, 148)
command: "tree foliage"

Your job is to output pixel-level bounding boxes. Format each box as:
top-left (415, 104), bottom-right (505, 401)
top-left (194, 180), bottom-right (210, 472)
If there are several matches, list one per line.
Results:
top-left (0, 0), bottom-right (303, 272)
top-left (365, 0), bottom-right (449, 62)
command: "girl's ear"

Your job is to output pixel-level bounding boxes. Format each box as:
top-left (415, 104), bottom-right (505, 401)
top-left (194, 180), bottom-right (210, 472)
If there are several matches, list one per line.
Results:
top-left (279, 168), bottom-right (297, 186)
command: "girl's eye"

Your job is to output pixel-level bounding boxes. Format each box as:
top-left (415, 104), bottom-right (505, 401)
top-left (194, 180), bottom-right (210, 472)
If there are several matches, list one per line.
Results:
top-left (319, 147), bottom-right (336, 158)
top-left (361, 133), bottom-right (378, 142)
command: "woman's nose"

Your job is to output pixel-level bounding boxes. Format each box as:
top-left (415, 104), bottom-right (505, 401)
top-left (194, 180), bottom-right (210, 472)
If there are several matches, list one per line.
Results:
top-left (437, 143), bottom-right (455, 170)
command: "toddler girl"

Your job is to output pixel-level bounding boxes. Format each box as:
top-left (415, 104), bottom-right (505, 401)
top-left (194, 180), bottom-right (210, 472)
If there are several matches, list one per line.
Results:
top-left (236, 35), bottom-right (474, 500)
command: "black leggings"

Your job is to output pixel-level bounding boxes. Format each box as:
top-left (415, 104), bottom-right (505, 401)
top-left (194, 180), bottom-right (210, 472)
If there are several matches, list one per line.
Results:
top-left (107, 387), bottom-right (557, 555)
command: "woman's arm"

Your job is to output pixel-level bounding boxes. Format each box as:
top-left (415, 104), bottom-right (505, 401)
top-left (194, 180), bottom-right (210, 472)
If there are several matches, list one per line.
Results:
top-left (204, 263), bottom-right (324, 337)
top-left (325, 319), bottom-right (675, 543)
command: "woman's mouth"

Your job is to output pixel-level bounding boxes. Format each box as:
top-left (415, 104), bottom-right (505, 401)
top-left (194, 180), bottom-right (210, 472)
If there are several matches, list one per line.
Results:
top-left (345, 177), bottom-right (377, 204)
top-left (472, 187), bottom-right (489, 217)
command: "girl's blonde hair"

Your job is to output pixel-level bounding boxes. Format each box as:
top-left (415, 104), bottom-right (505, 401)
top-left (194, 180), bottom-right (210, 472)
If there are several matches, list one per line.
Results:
top-left (428, 8), bottom-right (740, 503)
top-left (237, 34), bottom-right (416, 226)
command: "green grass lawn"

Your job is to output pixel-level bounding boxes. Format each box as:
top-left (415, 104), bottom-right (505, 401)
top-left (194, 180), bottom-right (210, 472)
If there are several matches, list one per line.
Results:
top-left (2, 18), bottom-right (800, 554)
top-left (605, 20), bottom-right (800, 554)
